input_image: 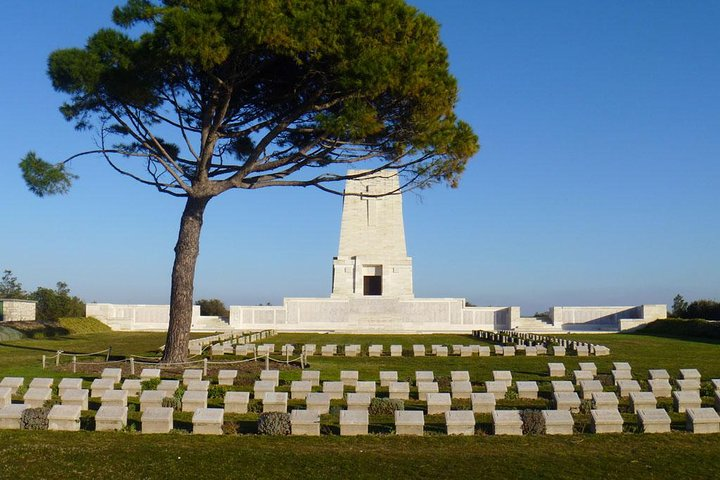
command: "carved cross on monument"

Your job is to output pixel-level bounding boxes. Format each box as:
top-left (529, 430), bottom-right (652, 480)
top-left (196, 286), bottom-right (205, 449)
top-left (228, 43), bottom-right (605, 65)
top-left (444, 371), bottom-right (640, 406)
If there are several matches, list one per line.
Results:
top-left (364, 185), bottom-right (377, 226)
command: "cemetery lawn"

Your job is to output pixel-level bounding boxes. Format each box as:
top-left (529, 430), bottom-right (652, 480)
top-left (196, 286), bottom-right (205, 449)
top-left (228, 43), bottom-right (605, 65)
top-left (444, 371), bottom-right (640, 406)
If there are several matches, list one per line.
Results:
top-left (0, 329), bottom-right (719, 479)
top-left (1, 430), bottom-right (719, 480)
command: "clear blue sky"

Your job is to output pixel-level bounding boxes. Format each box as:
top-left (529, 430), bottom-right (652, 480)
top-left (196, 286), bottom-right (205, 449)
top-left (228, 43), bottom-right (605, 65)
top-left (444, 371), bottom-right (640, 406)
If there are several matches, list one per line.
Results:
top-left (1, 1), bottom-right (718, 314)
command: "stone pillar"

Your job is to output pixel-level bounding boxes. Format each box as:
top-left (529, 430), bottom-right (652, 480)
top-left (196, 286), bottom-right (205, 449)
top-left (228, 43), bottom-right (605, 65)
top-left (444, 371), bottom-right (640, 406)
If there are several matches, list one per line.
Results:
top-left (331, 170), bottom-right (414, 299)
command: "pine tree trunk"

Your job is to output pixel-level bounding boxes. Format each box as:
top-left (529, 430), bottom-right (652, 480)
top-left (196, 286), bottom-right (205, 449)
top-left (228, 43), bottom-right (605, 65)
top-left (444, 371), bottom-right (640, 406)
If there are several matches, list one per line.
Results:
top-left (161, 195), bottom-right (210, 363)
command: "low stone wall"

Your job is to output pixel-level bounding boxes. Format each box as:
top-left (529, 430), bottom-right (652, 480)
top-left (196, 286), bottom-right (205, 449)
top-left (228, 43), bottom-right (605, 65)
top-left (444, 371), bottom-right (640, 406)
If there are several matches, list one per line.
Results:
top-left (549, 305), bottom-right (667, 331)
top-left (86, 304), bottom-right (226, 332)
top-left (229, 298), bottom-right (515, 333)
top-left (85, 301), bottom-right (666, 333)
top-left (0, 299), bottom-right (36, 322)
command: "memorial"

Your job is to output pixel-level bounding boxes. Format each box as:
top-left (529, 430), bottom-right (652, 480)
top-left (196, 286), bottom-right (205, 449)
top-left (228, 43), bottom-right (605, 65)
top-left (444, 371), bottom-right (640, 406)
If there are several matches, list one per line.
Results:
top-left (87, 171), bottom-right (666, 334)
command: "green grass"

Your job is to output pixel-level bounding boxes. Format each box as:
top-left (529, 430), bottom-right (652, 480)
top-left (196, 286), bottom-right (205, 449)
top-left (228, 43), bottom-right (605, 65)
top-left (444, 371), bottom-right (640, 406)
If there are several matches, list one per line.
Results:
top-left (1, 431), bottom-right (719, 480)
top-left (57, 317), bottom-right (112, 334)
top-left (265, 332), bottom-right (720, 382)
top-left (0, 328), bottom-right (719, 479)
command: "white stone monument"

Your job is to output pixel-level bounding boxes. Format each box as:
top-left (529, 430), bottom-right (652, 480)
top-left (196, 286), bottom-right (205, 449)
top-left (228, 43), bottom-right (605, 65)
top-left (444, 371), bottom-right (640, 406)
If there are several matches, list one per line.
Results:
top-left (332, 170), bottom-right (414, 299)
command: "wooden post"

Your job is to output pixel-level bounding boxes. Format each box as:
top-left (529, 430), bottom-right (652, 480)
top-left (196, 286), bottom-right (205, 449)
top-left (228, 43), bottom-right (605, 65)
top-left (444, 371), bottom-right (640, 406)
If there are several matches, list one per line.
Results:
top-left (56, 351), bottom-right (61, 366)
top-left (106, 347), bottom-right (112, 362)
top-left (265, 352), bottom-right (269, 371)
top-left (42, 355), bottom-right (46, 369)
top-left (203, 358), bottom-right (208, 376)
top-left (130, 357), bottom-right (135, 376)
top-left (72, 356), bottom-right (77, 374)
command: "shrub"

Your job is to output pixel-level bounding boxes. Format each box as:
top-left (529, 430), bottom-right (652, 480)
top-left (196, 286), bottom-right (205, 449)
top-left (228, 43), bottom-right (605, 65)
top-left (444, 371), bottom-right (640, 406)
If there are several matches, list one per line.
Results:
top-left (208, 385), bottom-right (229, 400)
top-left (14, 385), bottom-right (28, 398)
top-left (579, 399), bottom-right (593, 415)
top-left (141, 378), bottom-right (160, 391)
top-left (452, 399), bottom-right (472, 410)
top-left (368, 398), bottom-right (404, 415)
top-left (596, 373), bottom-right (614, 387)
top-left (700, 382), bottom-right (715, 398)
top-left (222, 421), bottom-right (239, 435)
top-left (435, 376), bottom-right (451, 390)
top-left (504, 389), bottom-right (519, 400)
top-left (162, 396), bottom-right (181, 411)
top-left (21, 407), bottom-right (51, 430)
top-left (247, 400), bottom-right (263, 413)
top-left (520, 409), bottom-right (544, 435)
top-left (121, 423), bottom-right (137, 433)
top-left (80, 416), bottom-right (95, 431)
top-left (43, 398), bottom-right (61, 409)
top-left (257, 412), bottom-right (291, 435)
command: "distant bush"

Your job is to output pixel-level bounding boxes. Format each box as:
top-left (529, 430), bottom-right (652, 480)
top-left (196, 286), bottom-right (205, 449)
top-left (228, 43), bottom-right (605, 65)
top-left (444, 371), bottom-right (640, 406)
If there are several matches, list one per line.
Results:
top-left (686, 300), bottom-right (720, 321)
top-left (368, 398), bottom-right (404, 415)
top-left (32, 282), bottom-right (85, 322)
top-left (21, 407), bottom-right (51, 430)
top-left (257, 412), bottom-right (291, 435)
top-left (670, 294), bottom-right (720, 321)
top-left (196, 299), bottom-right (229, 318)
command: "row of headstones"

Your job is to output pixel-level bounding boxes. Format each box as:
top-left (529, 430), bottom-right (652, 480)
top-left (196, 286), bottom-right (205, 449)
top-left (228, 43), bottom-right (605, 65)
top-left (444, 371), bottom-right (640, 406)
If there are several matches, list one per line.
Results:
top-left (0, 368), bottom-right (224, 410)
top-left (2, 403), bottom-right (718, 436)
top-left (212, 343), bottom-right (600, 357)
top-left (187, 329), bottom-right (275, 350)
top-left (476, 330), bottom-right (611, 356)
top-left (3, 366), bottom-right (720, 434)
top-left (5, 361), bottom-right (718, 410)
top-left (6, 374), bottom-right (717, 418)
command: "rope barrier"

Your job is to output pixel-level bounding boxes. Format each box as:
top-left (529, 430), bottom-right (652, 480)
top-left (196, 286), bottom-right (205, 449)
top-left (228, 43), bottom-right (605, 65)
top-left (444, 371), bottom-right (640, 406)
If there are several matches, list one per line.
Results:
top-left (50, 353), bottom-right (302, 370)
top-left (57, 348), bottom-right (110, 358)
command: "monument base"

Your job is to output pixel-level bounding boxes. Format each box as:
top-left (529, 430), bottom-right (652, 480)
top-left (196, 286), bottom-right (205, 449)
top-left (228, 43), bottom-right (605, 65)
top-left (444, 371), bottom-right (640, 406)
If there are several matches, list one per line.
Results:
top-left (229, 297), bottom-right (513, 333)
top-left (86, 301), bottom-right (666, 333)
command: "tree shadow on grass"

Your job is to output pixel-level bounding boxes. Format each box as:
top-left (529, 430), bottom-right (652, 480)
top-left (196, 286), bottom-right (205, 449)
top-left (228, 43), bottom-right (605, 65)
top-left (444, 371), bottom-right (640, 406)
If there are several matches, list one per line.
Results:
top-left (0, 342), bottom-right (69, 354)
top-left (632, 331), bottom-right (720, 346)
top-left (2, 321), bottom-right (70, 339)
top-left (631, 320), bottom-right (720, 346)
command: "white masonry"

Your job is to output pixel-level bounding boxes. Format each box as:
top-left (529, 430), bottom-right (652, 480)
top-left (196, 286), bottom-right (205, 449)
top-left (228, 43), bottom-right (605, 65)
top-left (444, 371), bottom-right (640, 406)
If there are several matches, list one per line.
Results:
top-left (87, 170), bottom-right (666, 333)
top-left (332, 170), bottom-right (413, 299)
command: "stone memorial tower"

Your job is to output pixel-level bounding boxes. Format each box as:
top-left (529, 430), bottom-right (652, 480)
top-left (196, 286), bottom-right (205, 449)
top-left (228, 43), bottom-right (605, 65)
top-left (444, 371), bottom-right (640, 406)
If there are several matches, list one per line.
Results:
top-left (331, 170), bottom-right (414, 299)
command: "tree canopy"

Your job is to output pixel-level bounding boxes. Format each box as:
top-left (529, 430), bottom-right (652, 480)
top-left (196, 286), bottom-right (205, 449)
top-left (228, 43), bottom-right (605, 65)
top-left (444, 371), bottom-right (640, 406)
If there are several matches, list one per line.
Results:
top-left (21, 0), bottom-right (479, 362)
top-left (196, 298), bottom-right (229, 318)
top-left (24, 0), bottom-right (477, 196)
top-left (0, 270), bottom-right (86, 321)
top-left (0, 270), bottom-right (26, 299)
